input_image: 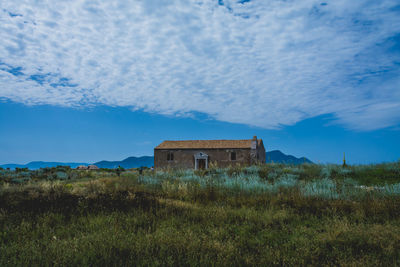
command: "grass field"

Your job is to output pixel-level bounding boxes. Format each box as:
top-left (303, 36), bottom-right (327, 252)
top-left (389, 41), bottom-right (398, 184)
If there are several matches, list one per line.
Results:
top-left (1, 163), bottom-right (400, 266)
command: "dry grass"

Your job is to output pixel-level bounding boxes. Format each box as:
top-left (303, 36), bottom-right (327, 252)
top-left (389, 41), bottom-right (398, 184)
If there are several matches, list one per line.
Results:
top-left (1, 165), bottom-right (400, 266)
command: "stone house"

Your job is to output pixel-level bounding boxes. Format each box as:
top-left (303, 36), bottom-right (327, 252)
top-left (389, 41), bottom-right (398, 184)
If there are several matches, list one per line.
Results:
top-left (154, 136), bottom-right (265, 170)
top-left (88, 165), bottom-right (99, 170)
top-left (76, 165), bottom-right (99, 170)
top-left (76, 165), bottom-right (88, 170)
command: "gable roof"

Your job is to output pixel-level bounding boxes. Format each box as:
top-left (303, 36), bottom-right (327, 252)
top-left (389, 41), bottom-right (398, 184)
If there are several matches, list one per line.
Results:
top-left (155, 139), bottom-right (263, 149)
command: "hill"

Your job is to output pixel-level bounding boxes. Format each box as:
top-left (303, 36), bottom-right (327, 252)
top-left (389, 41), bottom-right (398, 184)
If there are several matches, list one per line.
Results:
top-left (0, 157), bottom-right (154, 170)
top-left (94, 156), bottom-right (154, 169)
top-left (0, 161), bottom-right (88, 170)
top-left (266, 150), bottom-right (313, 164)
top-left (1, 151), bottom-right (311, 170)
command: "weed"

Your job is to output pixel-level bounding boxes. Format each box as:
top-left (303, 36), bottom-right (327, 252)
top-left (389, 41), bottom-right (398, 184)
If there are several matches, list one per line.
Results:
top-left (1, 163), bottom-right (400, 265)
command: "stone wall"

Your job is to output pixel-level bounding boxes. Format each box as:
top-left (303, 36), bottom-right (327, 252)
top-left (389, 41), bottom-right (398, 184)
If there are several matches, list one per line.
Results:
top-left (257, 144), bottom-right (266, 163)
top-left (154, 148), bottom-right (264, 169)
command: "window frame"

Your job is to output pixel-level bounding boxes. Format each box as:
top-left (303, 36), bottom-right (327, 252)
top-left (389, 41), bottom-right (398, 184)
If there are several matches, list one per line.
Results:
top-left (230, 151), bottom-right (236, 161)
top-left (167, 151), bottom-right (174, 161)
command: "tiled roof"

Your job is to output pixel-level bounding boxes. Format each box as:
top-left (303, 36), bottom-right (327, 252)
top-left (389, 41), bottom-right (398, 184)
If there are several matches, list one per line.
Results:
top-left (155, 139), bottom-right (263, 149)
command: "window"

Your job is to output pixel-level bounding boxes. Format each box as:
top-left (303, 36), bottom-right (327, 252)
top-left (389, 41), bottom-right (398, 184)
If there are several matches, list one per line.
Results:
top-left (167, 152), bottom-right (174, 161)
top-left (230, 152), bottom-right (236, 161)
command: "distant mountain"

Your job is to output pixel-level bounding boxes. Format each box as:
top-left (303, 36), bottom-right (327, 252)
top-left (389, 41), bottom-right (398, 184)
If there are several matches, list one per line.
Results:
top-left (0, 162), bottom-right (88, 170)
top-left (266, 150), bottom-right (313, 164)
top-left (1, 151), bottom-right (310, 170)
top-left (0, 156), bottom-right (154, 170)
top-left (94, 156), bottom-right (154, 169)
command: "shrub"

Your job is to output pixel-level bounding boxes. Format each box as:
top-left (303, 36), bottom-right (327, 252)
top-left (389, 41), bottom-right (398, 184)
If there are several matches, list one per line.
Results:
top-left (258, 164), bottom-right (274, 180)
top-left (298, 164), bottom-right (322, 181)
top-left (351, 164), bottom-right (400, 185)
top-left (55, 172), bottom-right (68, 180)
top-left (226, 164), bottom-right (244, 177)
top-left (194, 169), bottom-right (208, 177)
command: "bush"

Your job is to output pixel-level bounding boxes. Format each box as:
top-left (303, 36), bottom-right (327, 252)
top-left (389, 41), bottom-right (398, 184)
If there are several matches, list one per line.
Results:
top-left (298, 164), bottom-right (322, 181)
top-left (10, 177), bottom-right (31, 184)
top-left (55, 172), bottom-right (68, 180)
top-left (351, 164), bottom-right (400, 185)
top-left (258, 164), bottom-right (274, 180)
top-left (226, 165), bottom-right (244, 177)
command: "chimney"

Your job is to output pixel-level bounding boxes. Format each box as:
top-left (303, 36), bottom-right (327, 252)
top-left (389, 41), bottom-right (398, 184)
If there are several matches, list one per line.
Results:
top-left (251, 136), bottom-right (257, 149)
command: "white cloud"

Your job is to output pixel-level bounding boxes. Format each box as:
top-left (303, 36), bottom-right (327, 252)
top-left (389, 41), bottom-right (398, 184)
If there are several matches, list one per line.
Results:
top-left (0, 0), bottom-right (399, 130)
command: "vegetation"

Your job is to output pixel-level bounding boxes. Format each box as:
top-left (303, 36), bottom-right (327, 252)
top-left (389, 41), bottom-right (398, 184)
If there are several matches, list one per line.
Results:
top-left (1, 163), bottom-right (400, 266)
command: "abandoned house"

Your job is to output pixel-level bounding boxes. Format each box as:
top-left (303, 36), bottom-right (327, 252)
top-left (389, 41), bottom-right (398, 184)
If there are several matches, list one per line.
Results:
top-left (76, 165), bottom-right (87, 170)
top-left (76, 165), bottom-right (99, 170)
top-left (154, 136), bottom-right (265, 170)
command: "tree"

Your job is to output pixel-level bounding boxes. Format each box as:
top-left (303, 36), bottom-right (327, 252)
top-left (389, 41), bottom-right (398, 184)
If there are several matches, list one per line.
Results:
top-left (116, 165), bottom-right (125, 177)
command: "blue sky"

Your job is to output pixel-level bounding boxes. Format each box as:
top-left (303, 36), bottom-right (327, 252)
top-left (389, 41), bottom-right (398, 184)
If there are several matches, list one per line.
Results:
top-left (0, 0), bottom-right (399, 164)
top-left (1, 101), bottom-right (399, 164)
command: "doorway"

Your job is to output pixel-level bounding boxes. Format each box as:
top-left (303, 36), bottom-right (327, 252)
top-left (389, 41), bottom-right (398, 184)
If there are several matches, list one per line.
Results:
top-left (194, 152), bottom-right (208, 170)
top-left (198, 159), bottom-right (206, 169)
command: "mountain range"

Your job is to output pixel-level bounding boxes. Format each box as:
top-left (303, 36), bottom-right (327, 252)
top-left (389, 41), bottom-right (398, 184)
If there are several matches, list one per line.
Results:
top-left (266, 150), bottom-right (313, 164)
top-left (1, 151), bottom-right (312, 170)
top-left (93, 156), bottom-right (154, 169)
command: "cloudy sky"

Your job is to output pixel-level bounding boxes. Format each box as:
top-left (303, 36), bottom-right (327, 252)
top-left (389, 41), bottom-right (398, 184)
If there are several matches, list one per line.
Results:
top-left (0, 0), bottom-right (399, 164)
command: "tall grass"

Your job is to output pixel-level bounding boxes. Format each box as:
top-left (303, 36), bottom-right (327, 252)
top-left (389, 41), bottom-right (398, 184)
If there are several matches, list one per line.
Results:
top-left (132, 163), bottom-right (400, 199)
top-left (1, 163), bottom-right (400, 266)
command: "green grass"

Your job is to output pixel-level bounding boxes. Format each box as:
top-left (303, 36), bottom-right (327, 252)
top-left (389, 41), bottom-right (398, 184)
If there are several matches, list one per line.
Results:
top-left (1, 163), bottom-right (400, 266)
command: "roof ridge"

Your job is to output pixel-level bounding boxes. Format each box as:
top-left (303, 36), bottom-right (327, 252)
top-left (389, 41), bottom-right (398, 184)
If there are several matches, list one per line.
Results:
top-left (162, 139), bottom-right (253, 141)
top-left (155, 138), bottom-right (263, 149)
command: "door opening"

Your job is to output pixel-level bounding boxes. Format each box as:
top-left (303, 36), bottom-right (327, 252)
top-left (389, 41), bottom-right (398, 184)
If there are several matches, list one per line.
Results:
top-left (194, 152), bottom-right (208, 170)
top-left (198, 159), bottom-right (206, 169)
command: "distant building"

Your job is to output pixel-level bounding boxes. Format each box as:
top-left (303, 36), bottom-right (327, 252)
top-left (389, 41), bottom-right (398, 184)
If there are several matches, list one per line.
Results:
top-left (154, 136), bottom-right (265, 170)
top-left (76, 165), bottom-right (88, 170)
top-left (76, 165), bottom-right (99, 170)
top-left (88, 165), bottom-right (99, 170)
